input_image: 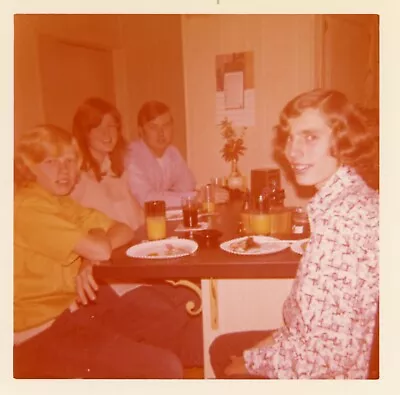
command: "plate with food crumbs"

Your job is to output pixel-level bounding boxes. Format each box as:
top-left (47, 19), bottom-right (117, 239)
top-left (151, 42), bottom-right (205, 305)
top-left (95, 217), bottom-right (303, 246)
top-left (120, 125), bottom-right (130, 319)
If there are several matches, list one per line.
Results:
top-left (290, 239), bottom-right (309, 255)
top-left (126, 238), bottom-right (198, 259)
top-left (220, 236), bottom-right (290, 256)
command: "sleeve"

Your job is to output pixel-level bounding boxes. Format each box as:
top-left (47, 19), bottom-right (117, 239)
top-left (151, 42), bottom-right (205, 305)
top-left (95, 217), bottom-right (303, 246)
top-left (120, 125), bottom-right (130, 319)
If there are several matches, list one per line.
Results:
top-left (168, 147), bottom-right (197, 193)
top-left (74, 202), bottom-right (115, 234)
top-left (126, 161), bottom-right (197, 208)
top-left (15, 198), bottom-right (89, 263)
top-left (243, 214), bottom-right (379, 379)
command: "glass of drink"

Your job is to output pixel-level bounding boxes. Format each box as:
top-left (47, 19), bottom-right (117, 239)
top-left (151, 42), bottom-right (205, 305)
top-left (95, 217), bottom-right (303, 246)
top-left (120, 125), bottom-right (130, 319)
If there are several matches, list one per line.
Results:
top-left (210, 176), bottom-right (225, 188)
top-left (181, 196), bottom-right (199, 228)
top-left (270, 207), bottom-right (292, 236)
top-left (144, 200), bottom-right (167, 240)
top-left (250, 194), bottom-right (271, 235)
top-left (201, 184), bottom-right (216, 213)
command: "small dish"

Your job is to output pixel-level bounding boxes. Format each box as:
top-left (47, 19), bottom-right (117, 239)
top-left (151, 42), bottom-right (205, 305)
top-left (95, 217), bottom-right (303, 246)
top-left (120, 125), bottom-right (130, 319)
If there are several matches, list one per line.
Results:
top-left (192, 229), bottom-right (222, 247)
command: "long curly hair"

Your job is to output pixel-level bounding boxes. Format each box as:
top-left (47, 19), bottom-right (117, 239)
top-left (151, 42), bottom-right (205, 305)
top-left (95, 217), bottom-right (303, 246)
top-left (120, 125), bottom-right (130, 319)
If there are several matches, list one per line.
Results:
top-left (274, 89), bottom-right (379, 190)
top-left (14, 124), bottom-right (81, 189)
top-left (72, 97), bottom-right (126, 181)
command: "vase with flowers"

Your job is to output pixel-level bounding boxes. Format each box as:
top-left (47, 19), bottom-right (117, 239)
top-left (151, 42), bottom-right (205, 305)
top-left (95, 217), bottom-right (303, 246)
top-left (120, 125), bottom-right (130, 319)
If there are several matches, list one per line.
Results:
top-left (219, 117), bottom-right (247, 190)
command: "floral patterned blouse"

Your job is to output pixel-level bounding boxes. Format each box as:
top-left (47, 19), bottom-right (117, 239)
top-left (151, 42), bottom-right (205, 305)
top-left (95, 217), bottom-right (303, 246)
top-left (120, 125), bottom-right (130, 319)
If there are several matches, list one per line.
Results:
top-left (243, 166), bottom-right (379, 379)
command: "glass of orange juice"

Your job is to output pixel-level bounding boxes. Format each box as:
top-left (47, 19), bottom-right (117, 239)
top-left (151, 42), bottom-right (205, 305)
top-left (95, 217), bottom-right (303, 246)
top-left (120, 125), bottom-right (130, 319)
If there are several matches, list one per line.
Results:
top-left (201, 184), bottom-right (216, 213)
top-left (144, 200), bottom-right (167, 240)
top-left (250, 194), bottom-right (271, 235)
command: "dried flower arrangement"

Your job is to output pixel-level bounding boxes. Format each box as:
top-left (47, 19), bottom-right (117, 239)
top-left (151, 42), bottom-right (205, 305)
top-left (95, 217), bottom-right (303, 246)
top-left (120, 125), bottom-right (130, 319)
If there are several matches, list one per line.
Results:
top-left (219, 118), bottom-right (247, 163)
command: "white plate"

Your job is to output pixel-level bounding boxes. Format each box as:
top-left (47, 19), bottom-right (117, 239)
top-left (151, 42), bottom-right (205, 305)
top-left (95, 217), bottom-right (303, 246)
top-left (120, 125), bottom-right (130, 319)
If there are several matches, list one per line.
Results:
top-left (126, 238), bottom-right (198, 259)
top-left (220, 236), bottom-right (290, 256)
top-left (166, 209), bottom-right (183, 221)
top-left (290, 239), bottom-right (309, 255)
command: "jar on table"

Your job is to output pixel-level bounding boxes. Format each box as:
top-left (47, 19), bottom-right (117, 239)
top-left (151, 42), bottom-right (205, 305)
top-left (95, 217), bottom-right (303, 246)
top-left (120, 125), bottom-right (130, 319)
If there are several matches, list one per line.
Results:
top-left (269, 207), bottom-right (292, 236)
top-left (291, 207), bottom-right (310, 237)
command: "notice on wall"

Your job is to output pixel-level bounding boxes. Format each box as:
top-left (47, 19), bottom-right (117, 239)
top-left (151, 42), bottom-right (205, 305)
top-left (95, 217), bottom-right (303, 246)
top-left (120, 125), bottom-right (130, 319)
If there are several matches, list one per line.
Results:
top-left (216, 51), bottom-right (255, 127)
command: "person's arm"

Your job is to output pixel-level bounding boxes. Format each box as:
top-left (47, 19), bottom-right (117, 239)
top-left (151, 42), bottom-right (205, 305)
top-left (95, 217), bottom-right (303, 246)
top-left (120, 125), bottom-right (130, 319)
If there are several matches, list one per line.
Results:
top-left (126, 161), bottom-right (196, 207)
top-left (242, 215), bottom-right (379, 379)
top-left (168, 146), bottom-right (197, 193)
top-left (75, 202), bottom-right (135, 260)
top-left (73, 230), bottom-right (112, 261)
top-left (14, 197), bottom-right (112, 264)
top-left (85, 222), bottom-right (134, 250)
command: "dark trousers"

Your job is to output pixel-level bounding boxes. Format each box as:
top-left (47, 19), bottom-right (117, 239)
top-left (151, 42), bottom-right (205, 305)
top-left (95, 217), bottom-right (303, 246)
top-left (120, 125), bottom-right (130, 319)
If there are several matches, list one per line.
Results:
top-left (209, 330), bottom-right (274, 379)
top-left (14, 284), bottom-right (203, 379)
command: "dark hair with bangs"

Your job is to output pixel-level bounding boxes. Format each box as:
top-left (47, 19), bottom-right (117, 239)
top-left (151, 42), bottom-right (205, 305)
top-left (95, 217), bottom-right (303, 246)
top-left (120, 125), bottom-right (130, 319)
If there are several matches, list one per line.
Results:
top-left (72, 97), bottom-right (126, 181)
top-left (274, 89), bottom-right (379, 190)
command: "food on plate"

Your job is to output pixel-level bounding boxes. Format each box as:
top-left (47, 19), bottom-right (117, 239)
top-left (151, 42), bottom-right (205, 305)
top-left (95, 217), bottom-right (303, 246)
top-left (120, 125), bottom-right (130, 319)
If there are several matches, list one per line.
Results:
top-left (165, 243), bottom-right (190, 255)
top-left (146, 243), bottom-right (190, 257)
top-left (230, 236), bottom-right (261, 253)
top-left (301, 242), bottom-right (308, 252)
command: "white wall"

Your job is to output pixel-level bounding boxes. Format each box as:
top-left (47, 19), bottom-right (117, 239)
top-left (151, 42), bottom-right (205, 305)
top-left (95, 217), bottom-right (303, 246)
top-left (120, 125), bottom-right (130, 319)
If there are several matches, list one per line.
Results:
top-left (181, 14), bottom-right (319, 207)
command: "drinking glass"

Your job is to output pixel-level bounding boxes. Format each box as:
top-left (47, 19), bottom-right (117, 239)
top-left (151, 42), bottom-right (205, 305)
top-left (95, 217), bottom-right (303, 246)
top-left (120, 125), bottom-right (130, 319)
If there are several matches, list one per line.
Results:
top-left (250, 194), bottom-right (271, 235)
top-left (201, 184), bottom-right (216, 213)
top-left (144, 200), bottom-right (166, 240)
top-left (210, 176), bottom-right (225, 188)
top-left (181, 196), bottom-right (199, 228)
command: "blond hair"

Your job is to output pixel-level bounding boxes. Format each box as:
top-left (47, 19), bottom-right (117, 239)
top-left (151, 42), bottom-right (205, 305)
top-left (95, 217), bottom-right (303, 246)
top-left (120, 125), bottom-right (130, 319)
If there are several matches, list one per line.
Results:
top-left (14, 124), bottom-right (82, 188)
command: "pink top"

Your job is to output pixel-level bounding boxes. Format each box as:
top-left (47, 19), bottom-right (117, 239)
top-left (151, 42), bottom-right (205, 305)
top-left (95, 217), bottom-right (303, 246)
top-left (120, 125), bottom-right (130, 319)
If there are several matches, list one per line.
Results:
top-left (244, 166), bottom-right (379, 379)
top-left (125, 139), bottom-right (197, 208)
top-left (71, 170), bottom-right (144, 231)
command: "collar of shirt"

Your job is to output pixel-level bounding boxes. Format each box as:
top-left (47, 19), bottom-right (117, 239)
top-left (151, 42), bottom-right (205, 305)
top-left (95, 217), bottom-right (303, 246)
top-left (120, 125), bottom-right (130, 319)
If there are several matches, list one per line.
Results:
top-left (307, 166), bottom-right (364, 224)
top-left (99, 155), bottom-right (117, 177)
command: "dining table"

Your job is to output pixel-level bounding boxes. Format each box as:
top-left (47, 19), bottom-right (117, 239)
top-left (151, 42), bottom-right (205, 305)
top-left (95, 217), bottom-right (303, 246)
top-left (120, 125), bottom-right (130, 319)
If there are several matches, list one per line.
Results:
top-left (94, 199), bottom-right (302, 283)
top-left (93, 198), bottom-right (305, 378)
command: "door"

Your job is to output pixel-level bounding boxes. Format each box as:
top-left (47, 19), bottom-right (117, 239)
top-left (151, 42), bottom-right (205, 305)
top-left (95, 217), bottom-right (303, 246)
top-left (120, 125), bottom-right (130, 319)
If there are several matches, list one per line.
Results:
top-left (320, 15), bottom-right (379, 108)
top-left (38, 35), bottom-right (116, 133)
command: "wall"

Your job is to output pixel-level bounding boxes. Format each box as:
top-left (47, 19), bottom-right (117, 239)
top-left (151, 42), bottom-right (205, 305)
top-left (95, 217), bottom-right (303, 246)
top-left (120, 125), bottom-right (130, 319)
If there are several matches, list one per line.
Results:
top-left (14, 14), bottom-right (188, 157)
top-left (118, 14), bottom-right (188, 157)
top-left (181, 14), bottom-right (318, 207)
top-left (14, 15), bottom-right (120, 139)
top-left (321, 14), bottom-right (379, 109)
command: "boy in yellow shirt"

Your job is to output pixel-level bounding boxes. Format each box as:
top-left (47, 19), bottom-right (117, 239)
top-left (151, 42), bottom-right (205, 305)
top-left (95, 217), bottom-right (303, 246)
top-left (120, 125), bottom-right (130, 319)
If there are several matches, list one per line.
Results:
top-left (14, 125), bottom-right (186, 378)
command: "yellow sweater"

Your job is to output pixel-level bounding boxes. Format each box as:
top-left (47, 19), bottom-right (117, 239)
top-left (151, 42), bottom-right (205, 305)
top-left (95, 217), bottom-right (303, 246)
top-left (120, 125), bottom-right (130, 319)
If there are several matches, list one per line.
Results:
top-left (14, 183), bottom-right (114, 332)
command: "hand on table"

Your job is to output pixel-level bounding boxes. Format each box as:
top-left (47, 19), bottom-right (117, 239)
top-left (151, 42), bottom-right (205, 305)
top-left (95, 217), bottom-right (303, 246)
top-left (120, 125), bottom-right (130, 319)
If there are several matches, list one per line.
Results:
top-left (75, 258), bottom-right (100, 305)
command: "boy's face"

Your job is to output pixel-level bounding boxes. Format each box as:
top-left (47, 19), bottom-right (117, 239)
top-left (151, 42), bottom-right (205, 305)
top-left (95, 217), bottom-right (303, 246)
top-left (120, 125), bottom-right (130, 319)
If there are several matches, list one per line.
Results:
top-left (284, 108), bottom-right (339, 190)
top-left (140, 112), bottom-right (174, 157)
top-left (30, 147), bottom-right (80, 196)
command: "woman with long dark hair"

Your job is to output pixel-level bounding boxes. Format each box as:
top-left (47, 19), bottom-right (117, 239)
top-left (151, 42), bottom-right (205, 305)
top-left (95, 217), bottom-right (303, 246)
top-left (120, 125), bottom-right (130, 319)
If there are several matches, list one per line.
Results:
top-left (71, 97), bottom-right (144, 230)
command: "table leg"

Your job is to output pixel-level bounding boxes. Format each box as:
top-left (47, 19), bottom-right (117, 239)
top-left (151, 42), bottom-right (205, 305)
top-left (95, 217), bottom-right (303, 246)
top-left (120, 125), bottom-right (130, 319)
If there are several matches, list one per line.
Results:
top-left (165, 279), bottom-right (202, 316)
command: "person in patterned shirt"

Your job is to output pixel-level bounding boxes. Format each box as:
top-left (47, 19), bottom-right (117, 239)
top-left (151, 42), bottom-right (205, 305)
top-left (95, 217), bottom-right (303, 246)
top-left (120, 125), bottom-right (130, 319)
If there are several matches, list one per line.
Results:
top-left (209, 88), bottom-right (379, 379)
